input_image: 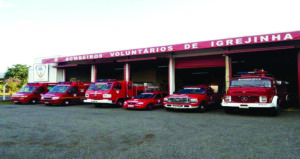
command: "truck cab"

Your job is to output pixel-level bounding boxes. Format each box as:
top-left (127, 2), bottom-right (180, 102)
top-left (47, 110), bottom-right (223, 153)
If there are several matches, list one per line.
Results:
top-left (221, 69), bottom-right (288, 116)
top-left (41, 82), bottom-right (90, 106)
top-left (11, 83), bottom-right (57, 104)
top-left (84, 79), bottom-right (134, 107)
top-left (163, 85), bottom-right (222, 112)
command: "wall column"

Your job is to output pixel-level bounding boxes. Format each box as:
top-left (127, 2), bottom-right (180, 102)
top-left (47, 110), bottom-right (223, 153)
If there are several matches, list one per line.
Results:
top-left (91, 65), bottom-right (97, 82)
top-left (297, 50), bottom-right (300, 108)
top-left (124, 63), bottom-right (130, 82)
top-left (169, 54), bottom-right (175, 94)
top-left (225, 55), bottom-right (232, 92)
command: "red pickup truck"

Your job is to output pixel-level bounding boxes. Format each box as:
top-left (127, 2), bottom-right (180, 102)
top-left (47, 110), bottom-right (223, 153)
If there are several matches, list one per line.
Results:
top-left (163, 85), bottom-right (222, 112)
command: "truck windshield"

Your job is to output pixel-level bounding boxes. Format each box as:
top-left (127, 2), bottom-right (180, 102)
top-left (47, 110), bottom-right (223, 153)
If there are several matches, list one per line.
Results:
top-left (230, 78), bottom-right (271, 88)
top-left (88, 83), bottom-right (113, 91)
top-left (49, 86), bottom-right (70, 93)
top-left (177, 88), bottom-right (206, 94)
top-left (18, 86), bottom-right (37, 93)
top-left (137, 93), bottom-right (155, 99)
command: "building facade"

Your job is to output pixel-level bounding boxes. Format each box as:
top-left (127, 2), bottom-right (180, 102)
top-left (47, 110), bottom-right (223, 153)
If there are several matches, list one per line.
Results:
top-left (29, 31), bottom-right (300, 107)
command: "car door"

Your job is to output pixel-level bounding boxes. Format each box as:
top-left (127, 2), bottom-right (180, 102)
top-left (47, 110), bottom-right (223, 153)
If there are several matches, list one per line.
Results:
top-left (153, 93), bottom-right (162, 107)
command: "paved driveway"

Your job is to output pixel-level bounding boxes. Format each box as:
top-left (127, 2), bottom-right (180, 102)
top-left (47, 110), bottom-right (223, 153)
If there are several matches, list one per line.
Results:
top-left (0, 104), bottom-right (300, 159)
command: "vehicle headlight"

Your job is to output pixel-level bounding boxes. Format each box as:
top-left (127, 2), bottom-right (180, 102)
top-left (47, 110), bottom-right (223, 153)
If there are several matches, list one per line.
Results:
top-left (225, 96), bottom-right (231, 102)
top-left (41, 97), bottom-right (45, 100)
top-left (52, 97), bottom-right (60, 100)
top-left (259, 96), bottom-right (267, 103)
top-left (164, 98), bottom-right (168, 102)
top-left (137, 102), bottom-right (144, 105)
top-left (190, 98), bottom-right (198, 103)
top-left (85, 94), bottom-right (89, 97)
top-left (103, 94), bottom-right (112, 98)
top-left (21, 96), bottom-right (28, 98)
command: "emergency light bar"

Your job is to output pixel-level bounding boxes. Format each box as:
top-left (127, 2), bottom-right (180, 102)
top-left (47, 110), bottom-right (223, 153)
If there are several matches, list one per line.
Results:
top-left (96, 79), bottom-right (118, 82)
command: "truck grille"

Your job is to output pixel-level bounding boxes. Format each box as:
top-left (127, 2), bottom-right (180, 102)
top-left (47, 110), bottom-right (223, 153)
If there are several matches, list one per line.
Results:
top-left (168, 97), bottom-right (190, 103)
top-left (232, 96), bottom-right (259, 103)
top-left (44, 97), bottom-right (52, 100)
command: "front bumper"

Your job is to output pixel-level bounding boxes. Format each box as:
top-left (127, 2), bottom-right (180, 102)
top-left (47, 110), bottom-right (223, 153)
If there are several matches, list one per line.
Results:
top-left (84, 99), bottom-right (113, 104)
top-left (164, 103), bottom-right (199, 109)
top-left (124, 104), bottom-right (147, 109)
top-left (11, 97), bottom-right (29, 103)
top-left (221, 96), bottom-right (278, 109)
top-left (41, 99), bottom-right (62, 104)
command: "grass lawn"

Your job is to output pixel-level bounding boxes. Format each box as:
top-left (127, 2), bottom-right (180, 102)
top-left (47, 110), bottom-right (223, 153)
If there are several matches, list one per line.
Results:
top-left (0, 101), bottom-right (12, 104)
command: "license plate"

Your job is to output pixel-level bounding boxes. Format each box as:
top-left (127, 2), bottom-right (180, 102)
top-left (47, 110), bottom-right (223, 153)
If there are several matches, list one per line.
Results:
top-left (174, 105), bottom-right (182, 107)
top-left (45, 102), bottom-right (49, 104)
top-left (14, 101), bottom-right (18, 103)
top-left (128, 105), bottom-right (134, 107)
top-left (240, 104), bottom-right (249, 109)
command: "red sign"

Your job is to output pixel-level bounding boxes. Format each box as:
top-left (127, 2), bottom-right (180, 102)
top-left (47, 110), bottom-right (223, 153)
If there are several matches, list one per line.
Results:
top-left (42, 31), bottom-right (300, 64)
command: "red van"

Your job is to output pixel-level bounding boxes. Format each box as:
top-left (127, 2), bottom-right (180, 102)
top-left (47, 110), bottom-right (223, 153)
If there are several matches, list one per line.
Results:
top-left (11, 83), bottom-right (57, 104)
top-left (41, 82), bottom-right (90, 106)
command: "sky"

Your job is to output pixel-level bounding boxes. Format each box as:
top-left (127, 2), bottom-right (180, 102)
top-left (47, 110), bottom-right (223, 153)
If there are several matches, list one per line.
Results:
top-left (0, 0), bottom-right (300, 73)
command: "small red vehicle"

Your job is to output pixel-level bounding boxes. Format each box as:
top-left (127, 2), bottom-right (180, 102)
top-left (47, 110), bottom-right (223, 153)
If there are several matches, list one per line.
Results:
top-left (41, 82), bottom-right (90, 106)
top-left (163, 85), bottom-right (222, 112)
top-left (11, 83), bottom-right (57, 104)
top-left (124, 91), bottom-right (168, 110)
top-left (222, 69), bottom-right (289, 116)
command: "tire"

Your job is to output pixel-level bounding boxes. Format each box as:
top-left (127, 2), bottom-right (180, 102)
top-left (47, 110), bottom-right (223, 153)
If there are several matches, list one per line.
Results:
top-left (63, 100), bottom-right (71, 106)
top-left (94, 104), bottom-right (102, 107)
top-left (270, 100), bottom-right (280, 116)
top-left (224, 107), bottom-right (235, 114)
top-left (116, 99), bottom-right (124, 107)
top-left (29, 99), bottom-right (37, 104)
top-left (198, 103), bottom-right (206, 113)
top-left (147, 104), bottom-right (153, 110)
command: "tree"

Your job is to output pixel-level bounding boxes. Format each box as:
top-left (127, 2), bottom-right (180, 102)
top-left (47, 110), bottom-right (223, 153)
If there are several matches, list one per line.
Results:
top-left (4, 64), bottom-right (29, 87)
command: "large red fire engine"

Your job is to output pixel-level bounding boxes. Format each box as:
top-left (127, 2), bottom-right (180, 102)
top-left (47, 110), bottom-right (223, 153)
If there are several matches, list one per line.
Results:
top-left (41, 82), bottom-right (90, 105)
top-left (84, 79), bottom-right (152, 107)
top-left (11, 83), bottom-right (57, 104)
top-left (221, 69), bottom-right (289, 116)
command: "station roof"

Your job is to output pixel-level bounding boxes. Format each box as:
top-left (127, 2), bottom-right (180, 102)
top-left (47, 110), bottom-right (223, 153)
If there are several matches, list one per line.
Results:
top-left (42, 31), bottom-right (300, 64)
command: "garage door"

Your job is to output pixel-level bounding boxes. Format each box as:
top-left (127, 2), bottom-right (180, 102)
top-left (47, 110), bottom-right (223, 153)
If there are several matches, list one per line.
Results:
top-left (175, 55), bottom-right (225, 69)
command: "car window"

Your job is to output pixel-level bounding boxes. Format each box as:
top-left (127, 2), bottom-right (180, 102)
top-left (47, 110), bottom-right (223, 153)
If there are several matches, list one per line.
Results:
top-left (154, 94), bottom-right (162, 99)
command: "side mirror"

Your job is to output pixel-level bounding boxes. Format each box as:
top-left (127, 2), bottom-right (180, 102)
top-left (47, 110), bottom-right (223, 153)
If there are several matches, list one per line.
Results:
top-left (68, 90), bottom-right (72, 95)
top-left (34, 91), bottom-right (39, 94)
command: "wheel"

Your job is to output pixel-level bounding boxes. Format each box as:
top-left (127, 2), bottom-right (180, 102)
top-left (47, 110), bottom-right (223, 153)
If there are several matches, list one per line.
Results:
top-left (224, 107), bottom-right (235, 114)
top-left (147, 104), bottom-right (153, 110)
top-left (29, 99), bottom-right (37, 104)
top-left (116, 99), bottom-right (124, 107)
top-left (94, 104), bottom-right (102, 107)
top-left (63, 100), bottom-right (71, 106)
top-left (270, 100), bottom-right (280, 116)
top-left (198, 103), bottom-right (206, 113)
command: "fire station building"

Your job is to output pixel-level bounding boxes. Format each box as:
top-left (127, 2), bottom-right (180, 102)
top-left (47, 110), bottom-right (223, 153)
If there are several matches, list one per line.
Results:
top-left (28, 31), bottom-right (300, 108)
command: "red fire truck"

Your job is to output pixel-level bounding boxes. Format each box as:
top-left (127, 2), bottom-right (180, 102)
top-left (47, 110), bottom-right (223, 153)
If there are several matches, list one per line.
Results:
top-left (163, 85), bottom-right (222, 112)
top-left (11, 83), bottom-right (57, 104)
top-left (221, 69), bottom-right (289, 116)
top-left (41, 82), bottom-right (90, 105)
top-left (84, 79), bottom-right (149, 107)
